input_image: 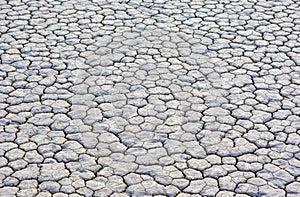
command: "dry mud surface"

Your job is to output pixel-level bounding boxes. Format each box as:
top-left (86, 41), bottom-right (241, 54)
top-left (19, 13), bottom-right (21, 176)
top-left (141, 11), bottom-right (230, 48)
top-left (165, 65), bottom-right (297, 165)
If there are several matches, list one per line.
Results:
top-left (0, 0), bottom-right (300, 196)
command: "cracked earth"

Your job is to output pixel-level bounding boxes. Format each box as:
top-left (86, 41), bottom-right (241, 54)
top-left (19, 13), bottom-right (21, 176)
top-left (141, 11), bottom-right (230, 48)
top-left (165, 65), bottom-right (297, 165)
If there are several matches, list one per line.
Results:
top-left (0, 0), bottom-right (300, 196)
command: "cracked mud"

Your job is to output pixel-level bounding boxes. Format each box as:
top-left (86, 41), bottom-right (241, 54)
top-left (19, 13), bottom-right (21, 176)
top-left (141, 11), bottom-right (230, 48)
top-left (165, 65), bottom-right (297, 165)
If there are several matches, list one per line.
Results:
top-left (0, 0), bottom-right (300, 196)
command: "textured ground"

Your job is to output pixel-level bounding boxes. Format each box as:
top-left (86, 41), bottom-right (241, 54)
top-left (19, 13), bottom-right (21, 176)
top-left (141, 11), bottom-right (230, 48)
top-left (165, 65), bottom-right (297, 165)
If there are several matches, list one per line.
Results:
top-left (0, 0), bottom-right (300, 196)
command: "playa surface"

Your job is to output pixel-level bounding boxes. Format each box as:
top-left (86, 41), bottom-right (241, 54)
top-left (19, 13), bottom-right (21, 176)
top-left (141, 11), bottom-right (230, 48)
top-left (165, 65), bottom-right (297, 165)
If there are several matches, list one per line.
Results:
top-left (0, 0), bottom-right (299, 196)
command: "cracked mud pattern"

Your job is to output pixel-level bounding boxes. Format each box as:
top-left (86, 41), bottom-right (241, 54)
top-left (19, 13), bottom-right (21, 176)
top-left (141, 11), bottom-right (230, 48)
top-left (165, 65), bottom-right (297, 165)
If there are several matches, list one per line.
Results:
top-left (0, 0), bottom-right (300, 196)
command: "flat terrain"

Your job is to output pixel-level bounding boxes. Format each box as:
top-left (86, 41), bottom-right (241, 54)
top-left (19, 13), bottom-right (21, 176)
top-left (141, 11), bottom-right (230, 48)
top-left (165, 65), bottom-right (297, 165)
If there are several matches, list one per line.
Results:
top-left (0, 0), bottom-right (300, 196)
